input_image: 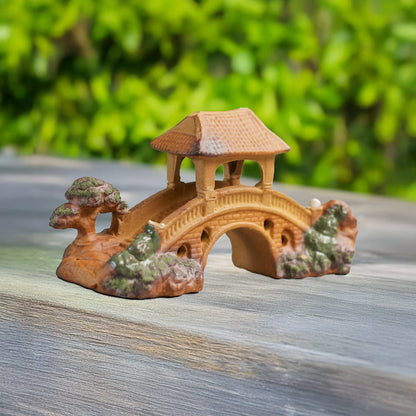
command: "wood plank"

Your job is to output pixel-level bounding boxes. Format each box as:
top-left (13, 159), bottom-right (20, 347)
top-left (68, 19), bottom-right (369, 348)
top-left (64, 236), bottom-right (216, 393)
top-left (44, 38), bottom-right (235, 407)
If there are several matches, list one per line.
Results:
top-left (1, 156), bottom-right (416, 415)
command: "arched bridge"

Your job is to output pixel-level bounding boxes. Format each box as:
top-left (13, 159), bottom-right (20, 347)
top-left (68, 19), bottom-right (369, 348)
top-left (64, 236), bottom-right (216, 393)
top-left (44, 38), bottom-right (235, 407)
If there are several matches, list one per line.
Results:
top-left (112, 108), bottom-right (317, 279)
top-left (116, 184), bottom-right (313, 278)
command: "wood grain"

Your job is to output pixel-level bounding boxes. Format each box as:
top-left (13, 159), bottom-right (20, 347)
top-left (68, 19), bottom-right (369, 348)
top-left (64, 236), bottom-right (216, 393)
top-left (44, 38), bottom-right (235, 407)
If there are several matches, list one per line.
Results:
top-left (1, 156), bottom-right (416, 415)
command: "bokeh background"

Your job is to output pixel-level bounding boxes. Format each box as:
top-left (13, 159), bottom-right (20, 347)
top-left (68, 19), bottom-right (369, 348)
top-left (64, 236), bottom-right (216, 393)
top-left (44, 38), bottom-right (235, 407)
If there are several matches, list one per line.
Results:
top-left (1, 0), bottom-right (415, 201)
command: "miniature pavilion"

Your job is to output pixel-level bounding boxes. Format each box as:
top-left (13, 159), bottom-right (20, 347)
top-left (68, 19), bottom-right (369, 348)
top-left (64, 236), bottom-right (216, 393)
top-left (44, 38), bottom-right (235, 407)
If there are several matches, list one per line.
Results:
top-left (150, 108), bottom-right (290, 201)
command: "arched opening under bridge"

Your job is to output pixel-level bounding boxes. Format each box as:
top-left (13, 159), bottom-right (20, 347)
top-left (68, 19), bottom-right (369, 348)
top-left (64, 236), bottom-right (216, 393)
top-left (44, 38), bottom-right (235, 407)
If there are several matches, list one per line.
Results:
top-left (200, 224), bottom-right (277, 278)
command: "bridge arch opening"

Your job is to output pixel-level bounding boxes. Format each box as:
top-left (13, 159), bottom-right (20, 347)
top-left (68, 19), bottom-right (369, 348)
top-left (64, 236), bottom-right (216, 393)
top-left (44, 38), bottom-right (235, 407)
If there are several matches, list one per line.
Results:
top-left (202, 224), bottom-right (276, 278)
top-left (177, 243), bottom-right (191, 258)
top-left (263, 218), bottom-right (273, 232)
top-left (201, 228), bottom-right (210, 248)
top-left (281, 228), bottom-right (296, 252)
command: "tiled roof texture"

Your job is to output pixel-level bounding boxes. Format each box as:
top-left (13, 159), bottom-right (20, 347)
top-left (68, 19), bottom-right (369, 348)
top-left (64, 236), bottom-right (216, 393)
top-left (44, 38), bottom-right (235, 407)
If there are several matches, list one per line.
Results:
top-left (150, 108), bottom-right (290, 157)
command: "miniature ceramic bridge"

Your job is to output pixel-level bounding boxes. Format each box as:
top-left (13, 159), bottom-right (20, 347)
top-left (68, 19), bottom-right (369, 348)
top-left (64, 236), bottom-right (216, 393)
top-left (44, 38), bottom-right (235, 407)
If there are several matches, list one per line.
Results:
top-left (115, 109), bottom-right (314, 278)
top-left (50, 108), bottom-right (357, 298)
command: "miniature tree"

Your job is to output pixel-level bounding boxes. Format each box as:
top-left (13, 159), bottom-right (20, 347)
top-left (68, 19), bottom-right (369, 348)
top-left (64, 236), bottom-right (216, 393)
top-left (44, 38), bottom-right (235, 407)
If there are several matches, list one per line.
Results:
top-left (49, 177), bottom-right (128, 241)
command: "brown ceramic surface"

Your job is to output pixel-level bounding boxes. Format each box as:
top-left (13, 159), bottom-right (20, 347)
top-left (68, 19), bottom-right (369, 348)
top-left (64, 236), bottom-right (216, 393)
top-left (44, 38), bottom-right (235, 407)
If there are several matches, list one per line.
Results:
top-left (50, 108), bottom-right (358, 299)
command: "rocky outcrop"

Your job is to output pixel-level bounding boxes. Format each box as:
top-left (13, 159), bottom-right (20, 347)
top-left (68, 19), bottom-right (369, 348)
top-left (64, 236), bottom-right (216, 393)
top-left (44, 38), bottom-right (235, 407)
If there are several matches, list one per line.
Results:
top-left (276, 200), bottom-right (358, 278)
top-left (102, 225), bottom-right (203, 299)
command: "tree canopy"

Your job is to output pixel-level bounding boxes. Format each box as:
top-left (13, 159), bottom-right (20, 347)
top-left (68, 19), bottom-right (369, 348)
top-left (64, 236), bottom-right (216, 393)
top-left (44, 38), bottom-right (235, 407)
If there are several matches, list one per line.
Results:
top-left (1, 0), bottom-right (415, 200)
top-left (49, 176), bottom-right (128, 240)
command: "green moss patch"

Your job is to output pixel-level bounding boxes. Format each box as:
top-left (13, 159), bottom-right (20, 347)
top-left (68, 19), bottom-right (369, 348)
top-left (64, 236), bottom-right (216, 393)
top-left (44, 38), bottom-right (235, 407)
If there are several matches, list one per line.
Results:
top-left (104, 225), bottom-right (202, 297)
top-left (64, 176), bottom-right (122, 207)
top-left (49, 204), bottom-right (79, 226)
top-left (276, 204), bottom-right (354, 278)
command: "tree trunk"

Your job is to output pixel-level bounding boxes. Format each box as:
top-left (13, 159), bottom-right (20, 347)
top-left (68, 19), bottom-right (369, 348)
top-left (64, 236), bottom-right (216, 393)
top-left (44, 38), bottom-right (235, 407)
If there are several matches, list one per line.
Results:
top-left (75, 207), bottom-right (99, 242)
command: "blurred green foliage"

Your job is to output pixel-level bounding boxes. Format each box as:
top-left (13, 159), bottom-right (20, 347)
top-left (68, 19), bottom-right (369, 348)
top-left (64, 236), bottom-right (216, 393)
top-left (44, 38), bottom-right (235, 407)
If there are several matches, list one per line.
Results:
top-left (1, 0), bottom-right (415, 200)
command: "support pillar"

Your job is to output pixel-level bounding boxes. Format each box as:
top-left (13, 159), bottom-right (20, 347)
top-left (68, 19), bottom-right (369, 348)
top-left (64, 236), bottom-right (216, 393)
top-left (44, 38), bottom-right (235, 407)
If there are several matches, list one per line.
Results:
top-left (255, 156), bottom-right (275, 190)
top-left (224, 160), bottom-right (244, 186)
top-left (194, 158), bottom-right (217, 215)
top-left (167, 154), bottom-right (183, 189)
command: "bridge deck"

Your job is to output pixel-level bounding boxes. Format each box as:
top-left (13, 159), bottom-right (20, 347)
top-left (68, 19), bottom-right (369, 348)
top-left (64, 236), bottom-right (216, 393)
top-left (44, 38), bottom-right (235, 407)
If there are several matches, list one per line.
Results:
top-left (115, 180), bottom-right (234, 244)
top-left (1, 156), bottom-right (416, 416)
top-left (115, 181), bottom-right (197, 243)
top-left (159, 186), bottom-right (312, 239)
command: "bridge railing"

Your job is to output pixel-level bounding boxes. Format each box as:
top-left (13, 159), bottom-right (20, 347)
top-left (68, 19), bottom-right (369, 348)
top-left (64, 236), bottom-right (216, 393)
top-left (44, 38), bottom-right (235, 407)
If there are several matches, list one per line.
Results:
top-left (270, 193), bottom-right (311, 227)
top-left (163, 202), bottom-right (204, 241)
top-left (160, 187), bottom-right (311, 244)
top-left (215, 188), bottom-right (263, 209)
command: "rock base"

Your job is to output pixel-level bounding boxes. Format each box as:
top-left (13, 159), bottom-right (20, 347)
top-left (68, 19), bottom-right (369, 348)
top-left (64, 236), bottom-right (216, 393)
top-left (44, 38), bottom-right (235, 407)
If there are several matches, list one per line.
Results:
top-left (275, 200), bottom-right (358, 279)
top-left (56, 233), bottom-right (204, 299)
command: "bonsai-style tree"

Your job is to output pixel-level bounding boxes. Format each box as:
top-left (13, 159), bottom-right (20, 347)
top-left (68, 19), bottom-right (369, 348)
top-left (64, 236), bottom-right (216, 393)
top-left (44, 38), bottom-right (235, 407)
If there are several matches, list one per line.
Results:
top-left (49, 177), bottom-right (128, 241)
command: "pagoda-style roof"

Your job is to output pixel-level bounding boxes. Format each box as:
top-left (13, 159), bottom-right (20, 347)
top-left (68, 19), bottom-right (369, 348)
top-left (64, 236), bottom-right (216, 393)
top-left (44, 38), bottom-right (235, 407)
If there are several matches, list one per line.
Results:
top-left (151, 108), bottom-right (290, 157)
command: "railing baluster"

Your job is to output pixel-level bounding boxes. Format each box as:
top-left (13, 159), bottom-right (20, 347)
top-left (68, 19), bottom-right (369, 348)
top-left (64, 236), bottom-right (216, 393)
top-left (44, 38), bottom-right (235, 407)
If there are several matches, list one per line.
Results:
top-left (162, 188), bottom-right (310, 249)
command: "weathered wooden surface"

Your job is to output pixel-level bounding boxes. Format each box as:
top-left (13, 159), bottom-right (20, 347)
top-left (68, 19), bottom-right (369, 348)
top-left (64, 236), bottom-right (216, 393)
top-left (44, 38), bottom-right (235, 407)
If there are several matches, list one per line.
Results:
top-left (1, 155), bottom-right (416, 415)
